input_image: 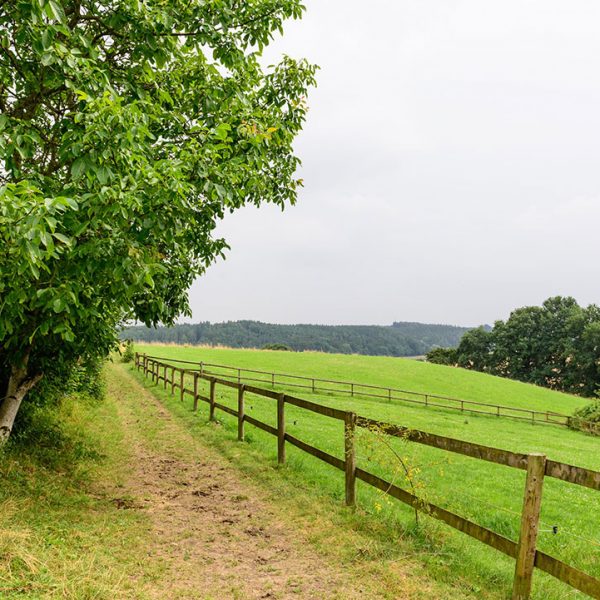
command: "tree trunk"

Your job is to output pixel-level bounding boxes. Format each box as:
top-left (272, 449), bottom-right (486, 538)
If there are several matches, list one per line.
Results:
top-left (0, 353), bottom-right (41, 444)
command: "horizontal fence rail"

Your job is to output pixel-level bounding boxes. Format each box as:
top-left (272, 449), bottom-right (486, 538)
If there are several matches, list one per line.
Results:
top-left (136, 354), bottom-right (600, 599)
top-left (140, 354), bottom-right (586, 430)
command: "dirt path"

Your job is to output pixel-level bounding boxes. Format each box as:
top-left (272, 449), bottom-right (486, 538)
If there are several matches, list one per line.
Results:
top-left (107, 364), bottom-right (368, 600)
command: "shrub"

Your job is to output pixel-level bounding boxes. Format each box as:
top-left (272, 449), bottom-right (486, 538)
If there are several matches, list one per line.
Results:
top-left (568, 400), bottom-right (600, 436)
top-left (426, 347), bottom-right (457, 366)
top-left (10, 356), bottom-right (106, 449)
top-left (121, 340), bottom-right (135, 363)
top-left (262, 343), bottom-right (292, 351)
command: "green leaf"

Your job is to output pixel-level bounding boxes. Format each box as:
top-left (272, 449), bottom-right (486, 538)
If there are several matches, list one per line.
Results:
top-left (52, 298), bottom-right (65, 313)
top-left (214, 123), bottom-right (231, 141)
top-left (41, 29), bottom-right (51, 49)
top-left (96, 166), bottom-right (110, 185)
top-left (41, 52), bottom-right (55, 66)
top-left (45, 0), bottom-right (66, 23)
top-left (71, 157), bottom-right (88, 179)
top-left (53, 232), bottom-right (71, 245)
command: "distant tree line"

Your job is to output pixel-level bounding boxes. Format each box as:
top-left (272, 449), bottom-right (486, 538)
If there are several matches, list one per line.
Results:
top-left (427, 297), bottom-right (600, 397)
top-left (124, 320), bottom-right (469, 357)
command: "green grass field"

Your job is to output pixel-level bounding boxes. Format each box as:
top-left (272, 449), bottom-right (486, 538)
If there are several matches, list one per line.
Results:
top-left (134, 343), bottom-right (600, 600)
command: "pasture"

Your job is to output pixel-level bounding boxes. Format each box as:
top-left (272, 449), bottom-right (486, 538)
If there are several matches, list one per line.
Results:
top-left (133, 343), bottom-right (600, 600)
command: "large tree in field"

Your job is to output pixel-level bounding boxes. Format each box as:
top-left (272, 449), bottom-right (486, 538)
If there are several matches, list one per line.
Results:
top-left (0, 0), bottom-right (316, 442)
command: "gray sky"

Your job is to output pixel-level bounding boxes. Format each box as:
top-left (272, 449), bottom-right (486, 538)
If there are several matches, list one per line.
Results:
top-left (188, 0), bottom-right (600, 327)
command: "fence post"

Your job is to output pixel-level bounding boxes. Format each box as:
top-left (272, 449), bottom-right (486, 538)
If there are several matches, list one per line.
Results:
top-left (277, 393), bottom-right (286, 465)
top-left (271, 372), bottom-right (275, 388)
top-left (153, 361), bottom-right (158, 384)
top-left (312, 378), bottom-right (315, 393)
top-left (237, 385), bottom-right (245, 441)
top-left (512, 453), bottom-right (547, 600)
top-left (209, 378), bottom-right (216, 421)
top-left (350, 383), bottom-right (354, 397)
top-left (180, 369), bottom-right (184, 402)
top-left (193, 373), bottom-right (199, 411)
top-left (171, 367), bottom-right (175, 395)
top-left (344, 411), bottom-right (357, 507)
top-left (163, 365), bottom-right (167, 390)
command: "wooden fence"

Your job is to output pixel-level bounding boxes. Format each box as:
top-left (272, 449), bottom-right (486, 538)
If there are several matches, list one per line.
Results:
top-left (135, 353), bottom-right (600, 600)
top-left (141, 354), bottom-right (575, 429)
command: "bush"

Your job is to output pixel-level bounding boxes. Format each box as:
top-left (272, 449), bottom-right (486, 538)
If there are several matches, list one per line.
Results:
top-left (121, 340), bottom-right (135, 363)
top-left (568, 400), bottom-right (600, 436)
top-left (10, 356), bottom-right (106, 449)
top-left (426, 347), bottom-right (457, 366)
top-left (262, 343), bottom-right (292, 351)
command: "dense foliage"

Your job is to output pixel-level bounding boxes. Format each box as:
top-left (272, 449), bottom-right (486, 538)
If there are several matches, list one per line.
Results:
top-left (9, 355), bottom-right (105, 447)
top-left (427, 297), bottom-right (600, 397)
top-left (568, 400), bottom-right (600, 435)
top-left (121, 340), bottom-right (135, 363)
top-left (124, 320), bottom-right (470, 357)
top-left (0, 0), bottom-right (316, 441)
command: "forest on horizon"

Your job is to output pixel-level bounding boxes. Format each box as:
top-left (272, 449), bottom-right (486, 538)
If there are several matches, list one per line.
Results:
top-left (123, 320), bottom-right (471, 357)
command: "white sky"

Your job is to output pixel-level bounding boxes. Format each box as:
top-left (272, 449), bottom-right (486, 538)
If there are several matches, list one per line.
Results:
top-left (188, 0), bottom-right (600, 327)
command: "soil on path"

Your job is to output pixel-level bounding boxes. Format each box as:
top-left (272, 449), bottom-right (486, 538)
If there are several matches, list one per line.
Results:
top-left (107, 365), bottom-right (369, 600)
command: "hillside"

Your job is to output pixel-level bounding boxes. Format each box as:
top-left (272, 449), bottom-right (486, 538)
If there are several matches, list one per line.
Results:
top-left (124, 320), bottom-right (470, 357)
top-left (136, 343), bottom-right (589, 418)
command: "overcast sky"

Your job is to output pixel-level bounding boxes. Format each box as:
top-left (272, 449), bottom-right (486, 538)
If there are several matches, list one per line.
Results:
top-left (188, 0), bottom-right (600, 328)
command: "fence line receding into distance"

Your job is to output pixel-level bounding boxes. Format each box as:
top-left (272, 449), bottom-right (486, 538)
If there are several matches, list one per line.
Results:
top-left (136, 353), bottom-right (600, 600)
top-left (141, 354), bottom-right (579, 429)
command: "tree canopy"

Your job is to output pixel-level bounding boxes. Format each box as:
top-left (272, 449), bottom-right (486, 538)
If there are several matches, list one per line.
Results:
top-left (427, 297), bottom-right (600, 397)
top-left (0, 0), bottom-right (316, 441)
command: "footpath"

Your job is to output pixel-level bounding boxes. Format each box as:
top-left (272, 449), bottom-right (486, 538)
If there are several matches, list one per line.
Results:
top-left (105, 363), bottom-right (474, 599)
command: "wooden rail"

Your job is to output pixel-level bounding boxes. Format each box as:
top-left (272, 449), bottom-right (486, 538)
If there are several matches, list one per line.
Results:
top-left (135, 353), bottom-right (600, 599)
top-left (141, 354), bottom-right (580, 429)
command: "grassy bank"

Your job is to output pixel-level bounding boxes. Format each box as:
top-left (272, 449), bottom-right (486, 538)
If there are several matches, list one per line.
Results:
top-left (0, 377), bottom-right (151, 599)
top-left (132, 344), bottom-right (600, 599)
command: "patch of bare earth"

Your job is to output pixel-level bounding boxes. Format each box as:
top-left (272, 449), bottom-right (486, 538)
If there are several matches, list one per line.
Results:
top-left (109, 369), bottom-right (368, 600)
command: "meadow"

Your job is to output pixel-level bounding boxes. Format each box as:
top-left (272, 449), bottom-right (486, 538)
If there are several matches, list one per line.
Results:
top-left (134, 343), bottom-right (600, 600)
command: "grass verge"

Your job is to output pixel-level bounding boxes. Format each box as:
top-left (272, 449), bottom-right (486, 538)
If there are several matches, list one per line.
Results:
top-left (0, 378), bottom-right (152, 599)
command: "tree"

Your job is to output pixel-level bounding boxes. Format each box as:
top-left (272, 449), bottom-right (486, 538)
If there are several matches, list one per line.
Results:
top-left (429, 296), bottom-right (600, 398)
top-left (455, 326), bottom-right (492, 371)
top-left (0, 0), bottom-right (317, 442)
